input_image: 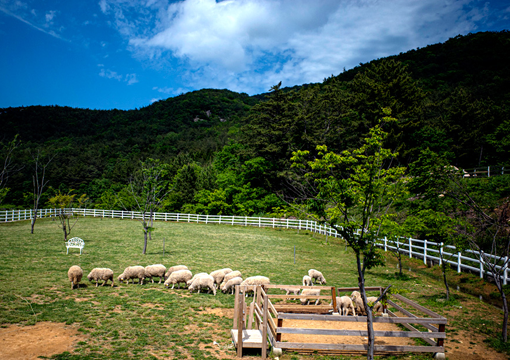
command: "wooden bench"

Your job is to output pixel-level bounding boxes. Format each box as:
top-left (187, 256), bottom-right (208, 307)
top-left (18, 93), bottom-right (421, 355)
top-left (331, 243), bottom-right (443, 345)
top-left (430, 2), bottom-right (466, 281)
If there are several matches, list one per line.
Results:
top-left (66, 237), bottom-right (84, 254)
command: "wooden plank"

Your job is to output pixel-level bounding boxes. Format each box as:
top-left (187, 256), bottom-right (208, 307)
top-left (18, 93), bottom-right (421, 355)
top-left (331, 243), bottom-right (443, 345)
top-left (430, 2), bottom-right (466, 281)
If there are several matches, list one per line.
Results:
top-left (331, 287), bottom-right (337, 313)
top-left (387, 301), bottom-right (439, 332)
top-left (233, 285), bottom-right (239, 329)
top-left (231, 329), bottom-right (265, 349)
top-left (276, 342), bottom-right (444, 353)
top-left (387, 310), bottom-right (436, 346)
top-left (237, 291), bottom-right (244, 357)
top-left (262, 291), bottom-right (268, 360)
top-left (277, 327), bottom-right (445, 338)
top-left (273, 305), bottom-right (333, 314)
top-left (392, 294), bottom-right (445, 319)
top-left (247, 301), bottom-right (255, 330)
top-left (277, 313), bottom-right (447, 324)
top-left (268, 294), bottom-right (333, 299)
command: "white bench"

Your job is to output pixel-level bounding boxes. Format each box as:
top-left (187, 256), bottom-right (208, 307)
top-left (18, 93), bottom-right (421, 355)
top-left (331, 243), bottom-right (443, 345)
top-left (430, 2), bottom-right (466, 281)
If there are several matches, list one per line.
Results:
top-left (66, 237), bottom-right (84, 254)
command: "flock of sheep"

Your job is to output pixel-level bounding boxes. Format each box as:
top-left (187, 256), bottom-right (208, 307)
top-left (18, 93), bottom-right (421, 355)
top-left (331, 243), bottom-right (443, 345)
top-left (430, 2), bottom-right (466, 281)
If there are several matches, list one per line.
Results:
top-left (66, 264), bottom-right (269, 296)
top-left (67, 265), bottom-right (382, 315)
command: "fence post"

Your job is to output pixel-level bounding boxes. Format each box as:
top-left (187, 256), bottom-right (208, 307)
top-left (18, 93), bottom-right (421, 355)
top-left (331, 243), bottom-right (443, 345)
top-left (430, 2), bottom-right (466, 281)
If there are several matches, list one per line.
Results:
top-left (424, 240), bottom-right (427, 265)
top-left (286, 218), bottom-right (289, 229)
top-left (457, 252), bottom-right (461, 273)
top-left (480, 251), bottom-right (484, 278)
top-left (384, 236), bottom-right (387, 251)
top-left (488, 166), bottom-right (490, 177)
top-left (259, 217), bottom-right (261, 227)
top-left (439, 243), bottom-right (443, 265)
top-left (409, 238), bottom-right (412, 258)
top-left (504, 256), bottom-right (508, 286)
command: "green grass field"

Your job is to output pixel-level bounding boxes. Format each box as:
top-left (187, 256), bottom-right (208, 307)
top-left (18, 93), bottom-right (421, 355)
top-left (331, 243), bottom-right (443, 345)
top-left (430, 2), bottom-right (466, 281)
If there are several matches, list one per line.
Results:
top-left (0, 216), bottom-right (507, 359)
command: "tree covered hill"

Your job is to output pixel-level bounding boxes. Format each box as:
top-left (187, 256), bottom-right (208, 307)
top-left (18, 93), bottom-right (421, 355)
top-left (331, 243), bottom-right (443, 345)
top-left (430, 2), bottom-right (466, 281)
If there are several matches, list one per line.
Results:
top-left (1, 31), bottom-right (510, 212)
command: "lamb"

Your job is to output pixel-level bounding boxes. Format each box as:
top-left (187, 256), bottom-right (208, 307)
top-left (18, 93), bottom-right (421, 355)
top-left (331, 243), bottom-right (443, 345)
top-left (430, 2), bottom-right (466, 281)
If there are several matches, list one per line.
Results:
top-left (240, 276), bottom-right (270, 296)
top-left (308, 269), bottom-right (326, 284)
top-left (332, 296), bottom-right (356, 316)
top-left (188, 274), bottom-right (216, 295)
top-left (220, 270), bottom-right (242, 288)
top-left (144, 264), bottom-right (166, 284)
top-left (68, 265), bottom-right (83, 289)
top-left (118, 266), bottom-right (145, 285)
top-left (87, 268), bottom-right (114, 287)
top-left (165, 265), bottom-right (188, 280)
top-left (164, 269), bottom-right (193, 289)
top-left (221, 277), bottom-right (243, 294)
top-left (302, 275), bottom-right (312, 286)
top-left (187, 272), bottom-right (208, 286)
top-left (300, 289), bottom-right (321, 305)
top-left (350, 291), bottom-right (383, 315)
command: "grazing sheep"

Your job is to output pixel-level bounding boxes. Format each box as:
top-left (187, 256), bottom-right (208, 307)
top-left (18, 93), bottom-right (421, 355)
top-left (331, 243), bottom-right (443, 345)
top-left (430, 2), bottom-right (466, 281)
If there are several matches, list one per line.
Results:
top-left (221, 270), bottom-right (242, 286)
top-left (118, 266), bottom-right (145, 285)
top-left (87, 268), bottom-right (114, 287)
top-left (165, 265), bottom-right (188, 280)
top-left (240, 276), bottom-right (270, 297)
top-left (188, 274), bottom-right (216, 295)
top-left (68, 265), bottom-right (83, 290)
top-left (209, 269), bottom-right (231, 285)
top-left (350, 291), bottom-right (383, 315)
top-left (187, 272), bottom-right (208, 286)
top-left (164, 269), bottom-right (193, 289)
top-left (332, 296), bottom-right (356, 316)
top-left (300, 289), bottom-right (321, 305)
top-left (308, 269), bottom-right (326, 284)
top-left (221, 277), bottom-right (243, 294)
top-left (302, 275), bottom-right (312, 286)
top-left (145, 264), bottom-right (166, 284)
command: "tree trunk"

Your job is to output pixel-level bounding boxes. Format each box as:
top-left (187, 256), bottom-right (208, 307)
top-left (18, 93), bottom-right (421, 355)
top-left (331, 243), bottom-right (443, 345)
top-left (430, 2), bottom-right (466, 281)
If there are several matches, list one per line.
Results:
top-left (397, 253), bottom-right (402, 276)
top-left (356, 254), bottom-right (375, 360)
top-left (143, 228), bottom-right (148, 255)
top-left (495, 279), bottom-right (508, 342)
top-left (441, 261), bottom-right (450, 301)
top-left (31, 207), bottom-right (37, 234)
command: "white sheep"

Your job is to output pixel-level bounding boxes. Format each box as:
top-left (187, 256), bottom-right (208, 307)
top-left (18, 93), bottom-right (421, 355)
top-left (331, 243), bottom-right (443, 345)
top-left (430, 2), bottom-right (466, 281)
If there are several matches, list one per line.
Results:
top-left (240, 276), bottom-right (270, 297)
top-left (87, 268), bottom-right (114, 287)
top-left (210, 269), bottom-right (230, 285)
top-left (302, 275), bottom-right (312, 286)
top-left (220, 270), bottom-right (242, 288)
top-left (221, 277), bottom-right (243, 294)
top-left (350, 291), bottom-right (383, 315)
top-left (164, 269), bottom-right (193, 289)
top-left (308, 269), bottom-right (326, 284)
top-left (68, 265), bottom-right (83, 290)
top-left (188, 274), bottom-right (216, 295)
top-left (300, 289), bottom-right (321, 305)
top-left (145, 264), bottom-right (166, 284)
top-left (165, 265), bottom-right (188, 280)
top-left (332, 296), bottom-right (356, 316)
top-left (187, 272), bottom-right (208, 286)
top-left (118, 266), bottom-right (145, 285)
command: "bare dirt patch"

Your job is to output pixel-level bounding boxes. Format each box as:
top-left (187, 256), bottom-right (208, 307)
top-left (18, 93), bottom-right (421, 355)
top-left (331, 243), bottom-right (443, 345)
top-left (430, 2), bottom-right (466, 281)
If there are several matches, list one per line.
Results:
top-left (0, 322), bottom-right (86, 360)
top-left (445, 329), bottom-right (507, 360)
top-left (203, 307), bottom-right (234, 318)
top-left (281, 319), bottom-right (414, 346)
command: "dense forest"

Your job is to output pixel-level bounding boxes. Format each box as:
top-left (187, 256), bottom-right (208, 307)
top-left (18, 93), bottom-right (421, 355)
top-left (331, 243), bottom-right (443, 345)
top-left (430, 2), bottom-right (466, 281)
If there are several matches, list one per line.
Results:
top-left (1, 31), bottom-right (509, 216)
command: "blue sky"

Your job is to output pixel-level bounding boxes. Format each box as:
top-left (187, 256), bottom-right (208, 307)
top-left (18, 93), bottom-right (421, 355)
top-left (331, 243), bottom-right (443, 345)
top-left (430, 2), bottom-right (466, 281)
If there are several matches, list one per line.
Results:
top-left (1, 0), bottom-right (509, 110)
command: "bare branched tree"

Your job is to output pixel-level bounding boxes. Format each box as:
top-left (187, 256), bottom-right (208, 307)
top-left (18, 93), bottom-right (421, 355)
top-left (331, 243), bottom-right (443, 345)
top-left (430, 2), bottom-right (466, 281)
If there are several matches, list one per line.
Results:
top-left (30, 149), bottom-right (55, 233)
top-left (0, 135), bottom-right (23, 205)
top-left (120, 159), bottom-right (171, 255)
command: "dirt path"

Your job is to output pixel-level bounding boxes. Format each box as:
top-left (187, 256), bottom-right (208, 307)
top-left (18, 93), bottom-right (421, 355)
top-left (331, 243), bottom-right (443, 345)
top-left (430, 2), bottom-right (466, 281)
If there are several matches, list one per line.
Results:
top-left (0, 322), bottom-right (86, 360)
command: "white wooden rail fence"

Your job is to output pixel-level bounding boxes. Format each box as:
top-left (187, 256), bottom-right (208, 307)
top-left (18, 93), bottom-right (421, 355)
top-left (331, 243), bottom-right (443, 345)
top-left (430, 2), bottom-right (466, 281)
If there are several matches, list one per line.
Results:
top-left (1, 207), bottom-right (508, 285)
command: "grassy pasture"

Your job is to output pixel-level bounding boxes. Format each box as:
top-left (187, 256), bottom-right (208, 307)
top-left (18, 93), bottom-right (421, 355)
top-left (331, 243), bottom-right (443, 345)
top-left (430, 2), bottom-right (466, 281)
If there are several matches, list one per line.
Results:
top-left (0, 216), bottom-right (507, 359)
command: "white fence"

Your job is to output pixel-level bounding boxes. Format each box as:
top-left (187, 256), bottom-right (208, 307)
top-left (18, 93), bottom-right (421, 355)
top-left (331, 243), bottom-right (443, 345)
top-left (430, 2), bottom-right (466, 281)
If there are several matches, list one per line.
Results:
top-left (1, 207), bottom-right (508, 285)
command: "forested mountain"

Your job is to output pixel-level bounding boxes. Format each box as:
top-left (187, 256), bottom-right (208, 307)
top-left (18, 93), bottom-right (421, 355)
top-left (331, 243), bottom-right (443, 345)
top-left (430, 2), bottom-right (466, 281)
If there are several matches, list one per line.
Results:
top-left (1, 31), bottom-right (509, 214)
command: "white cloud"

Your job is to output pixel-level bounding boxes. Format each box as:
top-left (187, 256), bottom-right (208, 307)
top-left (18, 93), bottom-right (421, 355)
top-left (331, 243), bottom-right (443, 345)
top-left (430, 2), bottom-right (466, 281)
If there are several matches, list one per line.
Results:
top-left (101, 0), bottom-right (497, 94)
top-left (99, 66), bottom-right (138, 85)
